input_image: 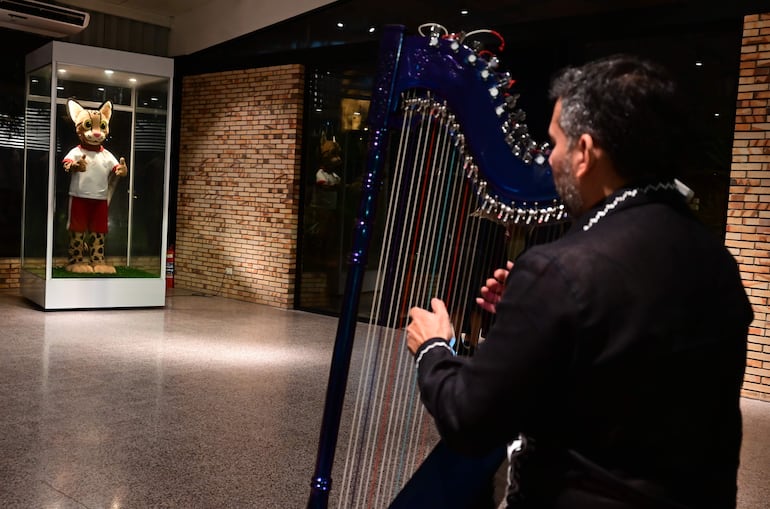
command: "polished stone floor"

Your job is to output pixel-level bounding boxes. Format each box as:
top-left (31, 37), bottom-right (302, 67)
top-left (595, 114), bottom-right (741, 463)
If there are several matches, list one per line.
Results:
top-left (0, 288), bottom-right (768, 508)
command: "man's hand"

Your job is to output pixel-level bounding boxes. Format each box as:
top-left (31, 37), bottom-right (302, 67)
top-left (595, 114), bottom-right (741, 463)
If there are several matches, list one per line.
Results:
top-left (475, 260), bottom-right (514, 314)
top-left (406, 298), bottom-right (454, 355)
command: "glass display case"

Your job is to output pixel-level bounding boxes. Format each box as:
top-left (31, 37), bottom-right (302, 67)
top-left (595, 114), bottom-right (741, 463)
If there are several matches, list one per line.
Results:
top-left (21, 42), bottom-right (173, 309)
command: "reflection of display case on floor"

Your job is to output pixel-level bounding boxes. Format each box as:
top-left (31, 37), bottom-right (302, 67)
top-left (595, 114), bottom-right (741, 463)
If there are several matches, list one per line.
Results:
top-left (21, 42), bottom-right (173, 309)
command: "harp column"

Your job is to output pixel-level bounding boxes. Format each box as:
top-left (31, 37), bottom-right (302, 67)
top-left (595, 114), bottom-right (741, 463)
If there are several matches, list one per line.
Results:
top-left (307, 25), bottom-right (408, 509)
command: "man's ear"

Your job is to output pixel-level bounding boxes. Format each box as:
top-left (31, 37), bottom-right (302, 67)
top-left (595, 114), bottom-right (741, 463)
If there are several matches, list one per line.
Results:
top-left (573, 133), bottom-right (599, 179)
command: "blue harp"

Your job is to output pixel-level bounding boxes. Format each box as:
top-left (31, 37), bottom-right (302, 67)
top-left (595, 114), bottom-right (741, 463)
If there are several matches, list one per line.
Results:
top-left (308, 23), bottom-right (564, 509)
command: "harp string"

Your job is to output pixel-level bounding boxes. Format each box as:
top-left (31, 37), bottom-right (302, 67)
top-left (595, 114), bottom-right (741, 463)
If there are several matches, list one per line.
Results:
top-left (388, 107), bottom-right (460, 500)
top-left (351, 97), bottom-right (433, 507)
top-left (399, 116), bottom-right (472, 484)
top-left (338, 92), bottom-right (497, 508)
top-left (360, 103), bottom-right (422, 506)
top-left (373, 100), bottom-right (452, 505)
top-left (337, 103), bottom-right (414, 508)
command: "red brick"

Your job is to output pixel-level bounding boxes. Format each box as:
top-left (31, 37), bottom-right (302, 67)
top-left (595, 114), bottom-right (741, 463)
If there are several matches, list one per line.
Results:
top-left (176, 65), bottom-right (304, 309)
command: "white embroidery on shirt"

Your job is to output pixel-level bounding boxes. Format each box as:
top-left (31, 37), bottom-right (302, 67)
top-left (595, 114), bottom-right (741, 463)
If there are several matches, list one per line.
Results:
top-left (582, 181), bottom-right (678, 232)
top-left (415, 341), bottom-right (455, 369)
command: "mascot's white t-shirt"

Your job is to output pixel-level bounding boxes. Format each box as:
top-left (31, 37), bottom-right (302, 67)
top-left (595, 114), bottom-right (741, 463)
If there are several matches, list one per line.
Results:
top-left (64, 145), bottom-right (119, 200)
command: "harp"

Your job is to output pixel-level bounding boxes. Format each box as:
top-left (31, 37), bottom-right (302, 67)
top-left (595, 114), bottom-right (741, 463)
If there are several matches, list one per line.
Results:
top-left (308, 24), bottom-right (566, 508)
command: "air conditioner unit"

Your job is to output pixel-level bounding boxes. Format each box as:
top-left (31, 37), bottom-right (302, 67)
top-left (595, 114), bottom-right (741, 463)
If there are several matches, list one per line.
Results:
top-left (0, 0), bottom-right (89, 38)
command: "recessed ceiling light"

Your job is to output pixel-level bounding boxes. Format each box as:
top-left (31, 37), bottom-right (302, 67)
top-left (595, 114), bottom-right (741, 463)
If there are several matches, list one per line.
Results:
top-left (460, 9), bottom-right (469, 15)
top-left (695, 61), bottom-right (703, 67)
top-left (57, 69), bottom-right (66, 73)
top-left (369, 26), bottom-right (376, 33)
top-left (714, 113), bottom-right (720, 117)
top-left (336, 22), bottom-right (344, 28)
top-left (129, 78), bottom-right (137, 83)
top-left (104, 69), bottom-right (114, 75)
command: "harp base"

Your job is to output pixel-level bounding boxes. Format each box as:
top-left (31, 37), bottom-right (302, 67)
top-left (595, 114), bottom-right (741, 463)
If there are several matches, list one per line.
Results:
top-left (389, 441), bottom-right (506, 509)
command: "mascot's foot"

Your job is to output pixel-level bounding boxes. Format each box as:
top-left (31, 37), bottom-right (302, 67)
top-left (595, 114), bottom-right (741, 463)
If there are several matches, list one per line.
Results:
top-left (91, 264), bottom-right (117, 274)
top-left (65, 263), bottom-right (94, 273)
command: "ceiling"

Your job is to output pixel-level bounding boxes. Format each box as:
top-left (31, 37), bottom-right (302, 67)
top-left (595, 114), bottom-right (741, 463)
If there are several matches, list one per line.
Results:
top-left (55, 0), bottom-right (336, 54)
top-left (59, 0), bottom-right (688, 30)
top-left (53, 0), bottom-right (770, 56)
top-left (56, 0), bottom-right (211, 27)
top-left (56, 0), bottom-right (769, 29)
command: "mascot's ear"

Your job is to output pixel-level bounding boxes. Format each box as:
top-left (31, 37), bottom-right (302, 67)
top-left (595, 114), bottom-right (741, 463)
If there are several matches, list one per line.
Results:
top-left (99, 101), bottom-right (113, 123)
top-left (67, 99), bottom-right (84, 124)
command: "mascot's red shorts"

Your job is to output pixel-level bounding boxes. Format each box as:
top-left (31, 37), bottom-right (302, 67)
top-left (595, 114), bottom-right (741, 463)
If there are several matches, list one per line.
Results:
top-left (67, 196), bottom-right (108, 233)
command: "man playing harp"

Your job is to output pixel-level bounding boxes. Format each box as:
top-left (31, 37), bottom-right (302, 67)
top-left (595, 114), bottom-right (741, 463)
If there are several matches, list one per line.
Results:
top-left (407, 54), bottom-right (752, 509)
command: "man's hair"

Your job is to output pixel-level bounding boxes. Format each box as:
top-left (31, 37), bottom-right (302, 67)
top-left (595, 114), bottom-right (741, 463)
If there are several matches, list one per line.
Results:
top-left (548, 54), bottom-right (683, 182)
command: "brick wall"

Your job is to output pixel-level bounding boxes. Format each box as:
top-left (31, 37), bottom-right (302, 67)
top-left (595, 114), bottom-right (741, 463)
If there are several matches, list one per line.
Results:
top-left (0, 258), bottom-right (20, 290)
top-left (728, 13), bottom-right (770, 402)
top-left (176, 65), bottom-right (304, 308)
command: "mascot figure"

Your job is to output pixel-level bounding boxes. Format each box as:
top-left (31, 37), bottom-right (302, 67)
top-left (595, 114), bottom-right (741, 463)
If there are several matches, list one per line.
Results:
top-left (308, 133), bottom-right (343, 269)
top-left (313, 133), bottom-right (342, 208)
top-left (62, 99), bottom-right (127, 274)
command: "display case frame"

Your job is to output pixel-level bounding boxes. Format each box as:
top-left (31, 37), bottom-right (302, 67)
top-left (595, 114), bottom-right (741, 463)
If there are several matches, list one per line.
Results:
top-left (21, 41), bottom-right (174, 309)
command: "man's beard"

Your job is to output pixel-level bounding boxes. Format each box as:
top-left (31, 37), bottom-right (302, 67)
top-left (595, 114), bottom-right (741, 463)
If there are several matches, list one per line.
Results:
top-left (554, 158), bottom-right (583, 217)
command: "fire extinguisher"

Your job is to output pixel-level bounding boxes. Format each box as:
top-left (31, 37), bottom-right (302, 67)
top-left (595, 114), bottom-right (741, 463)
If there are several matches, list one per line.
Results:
top-left (166, 245), bottom-right (175, 289)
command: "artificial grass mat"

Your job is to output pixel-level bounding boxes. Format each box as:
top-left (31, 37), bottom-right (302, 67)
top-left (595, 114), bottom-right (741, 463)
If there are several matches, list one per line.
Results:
top-left (51, 266), bottom-right (159, 278)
